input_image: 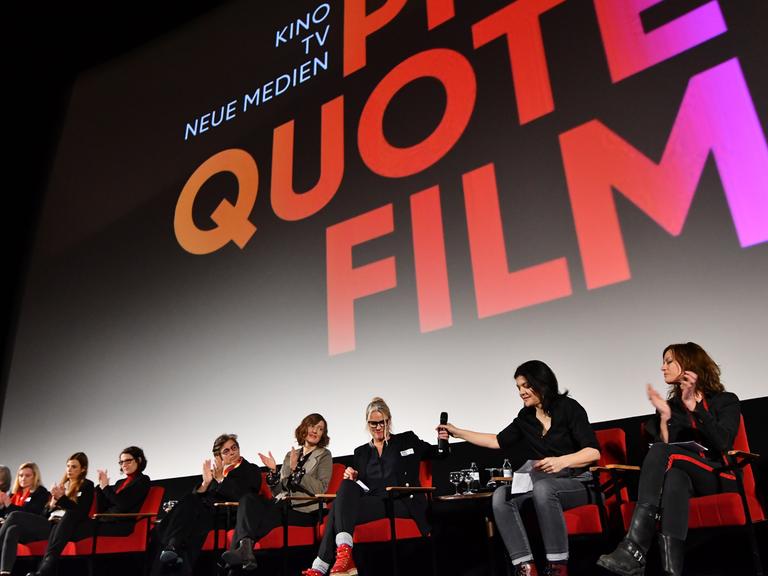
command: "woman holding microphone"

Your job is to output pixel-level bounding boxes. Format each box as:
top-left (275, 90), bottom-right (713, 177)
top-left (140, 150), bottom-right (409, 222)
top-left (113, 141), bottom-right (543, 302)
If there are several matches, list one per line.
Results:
top-left (302, 397), bottom-right (448, 576)
top-left (441, 360), bottom-right (600, 576)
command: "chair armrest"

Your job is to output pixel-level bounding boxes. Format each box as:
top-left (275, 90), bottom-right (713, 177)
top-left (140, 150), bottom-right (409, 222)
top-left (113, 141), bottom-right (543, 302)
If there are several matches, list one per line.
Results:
top-left (727, 450), bottom-right (760, 463)
top-left (589, 464), bottom-right (641, 473)
top-left (213, 501), bottom-right (240, 508)
top-left (314, 494), bottom-right (337, 501)
top-left (385, 486), bottom-right (436, 494)
top-left (91, 512), bottom-right (158, 520)
top-left (284, 495), bottom-right (322, 503)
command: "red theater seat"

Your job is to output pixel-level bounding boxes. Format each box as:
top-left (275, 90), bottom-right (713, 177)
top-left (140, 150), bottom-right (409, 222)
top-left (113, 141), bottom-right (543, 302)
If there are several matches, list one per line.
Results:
top-left (566, 427), bottom-right (632, 537)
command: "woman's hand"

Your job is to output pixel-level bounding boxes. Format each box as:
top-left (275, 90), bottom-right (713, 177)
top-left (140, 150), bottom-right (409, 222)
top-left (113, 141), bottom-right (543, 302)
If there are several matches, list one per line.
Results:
top-left (436, 423), bottom-right (458, 438)
top-left (0, 492), bottom-right (10, 507)
top-left (97, 469), bottom-right (109, 489)
top-left (647, 384), bottom-right (671, 421)
top-left (679, 371), bottom-right (701, 411)
top-left (534, 456), bottom-right (567, 474)
top-left (289, 447), bottom-right (299, 472)
top-left (50, 483), bottom-right (65, 500)
top-left (343, 467), bottom-right (358, 481)
top-left (258, 451), bottom-right (277, 472)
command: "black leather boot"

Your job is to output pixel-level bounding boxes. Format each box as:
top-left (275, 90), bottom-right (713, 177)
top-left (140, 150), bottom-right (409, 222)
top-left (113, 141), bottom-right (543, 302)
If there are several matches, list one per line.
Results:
top-left (221, 537), bottom-right (256, 569)
top-left (597, 503), bottom-right (658, 575)
top-left (27, 553), bottom-right (57, 576)
top-left (657, 533), bottom-right (684, 576)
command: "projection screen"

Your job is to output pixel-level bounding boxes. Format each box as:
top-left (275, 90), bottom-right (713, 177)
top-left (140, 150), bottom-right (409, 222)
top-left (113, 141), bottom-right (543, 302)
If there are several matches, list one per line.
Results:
top-left (1, 0), bottom-right (766, 483)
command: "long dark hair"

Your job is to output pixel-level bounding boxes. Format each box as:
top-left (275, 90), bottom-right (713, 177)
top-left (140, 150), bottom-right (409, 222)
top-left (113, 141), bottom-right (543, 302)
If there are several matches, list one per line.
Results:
top-left (514, 360), bottom-right (568, 415)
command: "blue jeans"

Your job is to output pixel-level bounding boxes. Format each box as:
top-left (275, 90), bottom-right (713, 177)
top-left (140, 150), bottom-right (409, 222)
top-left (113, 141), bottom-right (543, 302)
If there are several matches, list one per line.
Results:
top-left (492, 474), bottom-right (593, 564)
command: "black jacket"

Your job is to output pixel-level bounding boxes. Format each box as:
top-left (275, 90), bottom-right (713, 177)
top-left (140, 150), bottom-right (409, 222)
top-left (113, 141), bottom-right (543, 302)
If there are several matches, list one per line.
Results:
top-left (646, 391), bottom-right (740, 462)
top-left (352, 431), bottom-right (444, 534)
top-left (0, 486), bottom-right (50, 517)
top-left (48, 479), bottom-right (95, 520)
top-left (97, 472), bottom-right (151, 513)
top-left (198, 458), bottom-right (261, 504)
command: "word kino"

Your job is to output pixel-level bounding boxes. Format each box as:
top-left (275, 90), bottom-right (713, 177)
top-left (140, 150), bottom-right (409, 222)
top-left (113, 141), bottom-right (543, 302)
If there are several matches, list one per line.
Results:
top-left (174, 0), bottom-right (768, 355)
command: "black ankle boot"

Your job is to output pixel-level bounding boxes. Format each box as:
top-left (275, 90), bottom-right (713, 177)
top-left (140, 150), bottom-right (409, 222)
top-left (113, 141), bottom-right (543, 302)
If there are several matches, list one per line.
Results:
top-left (657, 533), bottom-right (684, 576)
top-left (597, 503), bottom-right (658, 576)
top-left (221, 537), bottom-right (256, 568)
top-left (27, 553), bottom-right (57, 576)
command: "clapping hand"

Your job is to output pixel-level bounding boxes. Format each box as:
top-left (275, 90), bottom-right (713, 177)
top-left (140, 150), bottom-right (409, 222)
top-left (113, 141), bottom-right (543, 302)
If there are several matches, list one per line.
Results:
top-left (50, 483), bottom-right (65, 501)
top-left (201, 459), bottom-right (213, 486)
top-left (678, 371), bottom-right (701, 411)
top-left (647, 384), bottom-right (671, 420)
top-left (212, 455), bottom-right (224, 482)
top-left (258, 451), bottom-right (277, 472)
top-left (97, 469), bottom-right (110, 489)
top-left (289, 447), bottom-right (299, 472)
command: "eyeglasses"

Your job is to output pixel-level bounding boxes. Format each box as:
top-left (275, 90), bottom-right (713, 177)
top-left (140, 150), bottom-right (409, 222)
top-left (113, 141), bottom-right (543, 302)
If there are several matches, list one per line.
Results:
top-left (221, 445), bottom-right (240, 456)
top-left (368, 419), bottom-right (388, 429)
top-left (118, 458), bottom-right (135, 466)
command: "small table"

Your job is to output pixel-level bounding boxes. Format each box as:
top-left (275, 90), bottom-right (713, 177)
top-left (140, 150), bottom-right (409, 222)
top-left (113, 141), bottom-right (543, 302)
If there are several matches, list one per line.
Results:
top-left (436, 492), bottom-right (497, 576)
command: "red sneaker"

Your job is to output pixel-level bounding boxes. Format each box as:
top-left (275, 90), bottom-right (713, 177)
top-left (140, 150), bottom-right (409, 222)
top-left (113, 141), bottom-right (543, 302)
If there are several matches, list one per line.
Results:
top-left (330, 544), bottom-right (357, 576)
top-left (301, 570), bottom-right (325, 576)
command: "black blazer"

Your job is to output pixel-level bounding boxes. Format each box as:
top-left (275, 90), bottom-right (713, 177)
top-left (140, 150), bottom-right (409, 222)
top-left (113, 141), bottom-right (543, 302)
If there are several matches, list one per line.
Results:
top-left (97, 473), bottom-right (150, 513)
top-left (0, 486), bottom-right (50, 517)
top-left (48, 479), bottom-right (95, 520)
top-left (199, 458), bottom-right (261, 504)
top-left (646, 391), bottom-right (740, 462)
top-left (352, 431), bottom-right (444, 534)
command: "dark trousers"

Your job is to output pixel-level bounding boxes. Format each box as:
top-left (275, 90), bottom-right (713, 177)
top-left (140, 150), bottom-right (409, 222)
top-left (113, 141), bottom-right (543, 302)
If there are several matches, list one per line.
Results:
top-left (231, 494), bottom-right (318, 547)
top-left (637, 443), bottom-right (738, 540)
top-left (154, 493), bottom-right (214, 571)
top-left (317, 480), bottom-right (411, 564)
top-left (0, 510), bottom-right (89, 572)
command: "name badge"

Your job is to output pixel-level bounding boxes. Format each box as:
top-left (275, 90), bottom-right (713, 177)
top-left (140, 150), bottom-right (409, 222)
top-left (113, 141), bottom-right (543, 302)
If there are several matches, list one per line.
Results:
top-left (400, 448), bottom-right (414, 456)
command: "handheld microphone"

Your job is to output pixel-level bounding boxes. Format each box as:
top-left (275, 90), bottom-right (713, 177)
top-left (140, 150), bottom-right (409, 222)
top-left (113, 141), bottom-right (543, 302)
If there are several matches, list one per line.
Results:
top-left (438, 412), bottom-right (449, 454)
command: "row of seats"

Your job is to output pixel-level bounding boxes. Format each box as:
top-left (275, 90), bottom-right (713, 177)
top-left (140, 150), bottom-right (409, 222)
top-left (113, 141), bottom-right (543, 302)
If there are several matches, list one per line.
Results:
top-left (13, 418), bottom-right (764, 576)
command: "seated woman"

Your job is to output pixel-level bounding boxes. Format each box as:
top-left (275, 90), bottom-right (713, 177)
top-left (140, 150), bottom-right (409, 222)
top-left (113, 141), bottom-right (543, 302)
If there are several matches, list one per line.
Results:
top-left (94, 446), bottom-right (151, 535)
top-left (0, 452), bottom-right (93, 576)
top-left (0, 463), bottom-right (50, 519)
top-left (302, 397), bottom-right (447, 576)
top-left (598, 342), bottom-right (741, 576)
top-left (222, 413), bottom-right (332, 570)
top-left (154, 433), bottom-right (261, 574)
top-left (441, 360), bottom-right (601, 576)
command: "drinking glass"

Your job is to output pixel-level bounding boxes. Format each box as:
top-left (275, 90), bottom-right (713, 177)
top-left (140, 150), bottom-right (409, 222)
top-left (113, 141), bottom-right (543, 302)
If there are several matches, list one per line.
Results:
top-left (449, 471), bottom-right (463, 495)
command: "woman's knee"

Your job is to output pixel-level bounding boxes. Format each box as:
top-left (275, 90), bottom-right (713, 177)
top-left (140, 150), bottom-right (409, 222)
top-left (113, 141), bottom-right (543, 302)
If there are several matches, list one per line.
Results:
top-left (531, 479), bottom-right (558, 505)
top-left (492, 486), bottom-right (514, 513)
top-left (336, 479), bottom-right (361, 500)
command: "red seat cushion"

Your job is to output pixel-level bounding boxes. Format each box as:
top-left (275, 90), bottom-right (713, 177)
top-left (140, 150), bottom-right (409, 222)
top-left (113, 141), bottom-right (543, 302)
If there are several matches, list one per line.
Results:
top-left (564, 503), bottom-right (604, 535)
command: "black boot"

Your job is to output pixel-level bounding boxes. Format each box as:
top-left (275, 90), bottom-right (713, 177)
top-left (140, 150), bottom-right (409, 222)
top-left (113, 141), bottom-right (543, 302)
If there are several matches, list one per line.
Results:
top-left (221, 537), bottom-right (256, 569)
top-left (657, 533), bottom-right (684, 576)
top-left (597, 503), bottom-right (658, 576)
top-left (26, 553), bottom-right (57, 576)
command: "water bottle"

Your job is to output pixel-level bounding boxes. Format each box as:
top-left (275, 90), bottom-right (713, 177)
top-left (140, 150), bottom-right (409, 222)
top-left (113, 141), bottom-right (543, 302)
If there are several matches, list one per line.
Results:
top-left (469, 462), bottom-right (480, 492)
top-left (502, 458), bottom-right (513, 478)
